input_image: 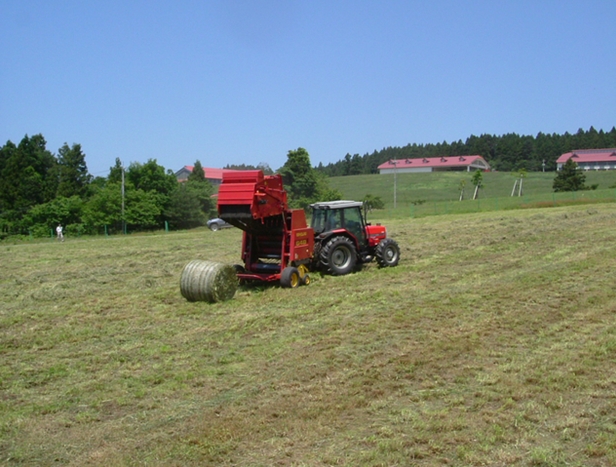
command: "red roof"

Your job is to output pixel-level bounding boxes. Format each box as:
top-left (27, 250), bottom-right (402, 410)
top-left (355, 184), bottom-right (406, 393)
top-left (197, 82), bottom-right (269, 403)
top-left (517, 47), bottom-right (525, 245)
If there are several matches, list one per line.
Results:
top-left (556, 148), bottom-right (616, 164)
top-left (377, 155), bottom-right (487, 170)
top-left (181, 166), bottom-right (240, 180)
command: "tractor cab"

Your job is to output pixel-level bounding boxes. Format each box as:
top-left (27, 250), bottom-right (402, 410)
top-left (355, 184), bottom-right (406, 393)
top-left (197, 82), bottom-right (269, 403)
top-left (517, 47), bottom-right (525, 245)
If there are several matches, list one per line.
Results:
top-left (310, 200), bottom-right (368, 250)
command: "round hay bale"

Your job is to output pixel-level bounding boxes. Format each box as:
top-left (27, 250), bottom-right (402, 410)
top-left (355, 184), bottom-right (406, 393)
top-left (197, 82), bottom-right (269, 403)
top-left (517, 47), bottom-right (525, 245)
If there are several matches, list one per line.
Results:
top-left (180, 260), bottom-right (238, 303)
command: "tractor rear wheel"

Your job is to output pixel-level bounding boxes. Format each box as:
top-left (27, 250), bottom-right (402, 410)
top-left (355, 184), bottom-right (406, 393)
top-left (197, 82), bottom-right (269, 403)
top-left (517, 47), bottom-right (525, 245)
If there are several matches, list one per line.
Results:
top-left (280, 266), bottom-right (301, 288)
top-left (375, 238), bottom-right (400, 267)
top-left (320, 236), bottom-right (357, 275)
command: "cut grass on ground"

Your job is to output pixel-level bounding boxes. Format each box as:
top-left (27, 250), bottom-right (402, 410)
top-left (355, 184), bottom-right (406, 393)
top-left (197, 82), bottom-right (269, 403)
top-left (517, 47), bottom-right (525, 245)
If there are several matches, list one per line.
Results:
top-left (2, 205), bottom-right (616, 466)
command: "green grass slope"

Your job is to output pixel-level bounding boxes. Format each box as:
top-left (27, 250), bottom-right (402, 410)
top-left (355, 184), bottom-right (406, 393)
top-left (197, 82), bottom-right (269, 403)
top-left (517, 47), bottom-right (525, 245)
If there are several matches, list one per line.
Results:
top-left (329, 170), bottom-right (616, 212)
top-left (2, 204), bottom-right (616, 466)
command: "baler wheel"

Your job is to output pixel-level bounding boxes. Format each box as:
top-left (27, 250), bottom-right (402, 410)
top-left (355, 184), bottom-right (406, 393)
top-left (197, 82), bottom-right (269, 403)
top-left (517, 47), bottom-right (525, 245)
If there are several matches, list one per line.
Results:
top-left (375, 238), bottom-right (401, 268)
top-left (321, 236), bottom-right (357, 276)
top-left (280, 266), bottom-right (301, 288)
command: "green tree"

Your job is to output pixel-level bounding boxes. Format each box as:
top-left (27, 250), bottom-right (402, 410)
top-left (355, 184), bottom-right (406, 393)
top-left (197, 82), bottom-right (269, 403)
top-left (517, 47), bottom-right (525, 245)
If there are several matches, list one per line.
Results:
top-left (148, 158), bottom-right (216, 229)
top-left (280, 148), bottom-right (313, 181)
top-left (184, 159), bottom-right (215, 216)
top-left (86, 160), bottom-right (128, 232)
top-left (124, 189), bottom-right (161, 229)
top-left (315, 172), bottom-right (342, 202)
top-left (126, 159), bottom-right (178, 225)
top-left (0, 141), bottom-right (15, 218)
top-left (363, 194), bottom-right (385, 210)
top-left (90, 176), bottom-right (107, 190)
top-left (108, 158), bottom-right (124, 184)
top-left (349, 154), bottom-right (364, 175)
top-left (23, 196), bottom-right (85, 237)
top-left (83, 182), bottom-right (163, 232)
top-left (279, 147), bottom-right (320, 208)
top-left (188, 160), bottom-right (206, 183)
top-left (0, 135), bottom-right (57, 216)
top-left (186, 180), bottom-right (215, 216)
top-left (87, 158), bottom-right (193, 232)
top-left (279, 147), bottom-right (342, 208)
top-left (553, 158), bottom-right (589, 192)
top-left (164, 183), bottom-right (207, 229)
top-left (0, 140), bottom-right (15, 181)
top-left (283, 148), bottom-right (341, 207)
top-left (127, 159), bottom-right (177, 195)
top-left (56, 143), bottom-right (92, 198)
top-left (471, 170), bottom-right (484, 200)
top-left (82, 183), bottom-right (123, 231)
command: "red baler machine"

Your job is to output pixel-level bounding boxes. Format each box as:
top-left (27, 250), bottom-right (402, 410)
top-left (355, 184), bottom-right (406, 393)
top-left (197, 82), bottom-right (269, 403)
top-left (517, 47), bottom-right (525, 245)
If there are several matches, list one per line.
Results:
top-left (217, 170), bottom-right (314, 286)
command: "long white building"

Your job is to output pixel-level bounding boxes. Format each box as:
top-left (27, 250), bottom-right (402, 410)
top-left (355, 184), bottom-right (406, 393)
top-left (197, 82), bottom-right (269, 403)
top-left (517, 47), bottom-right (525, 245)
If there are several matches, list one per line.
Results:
top-left (378, 155), bottom-right (490, 174)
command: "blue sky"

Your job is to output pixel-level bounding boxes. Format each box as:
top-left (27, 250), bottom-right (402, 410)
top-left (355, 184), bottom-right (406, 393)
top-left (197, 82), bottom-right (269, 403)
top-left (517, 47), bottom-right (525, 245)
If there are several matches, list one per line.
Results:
top-left (1, 1), bottom-right (615, 177)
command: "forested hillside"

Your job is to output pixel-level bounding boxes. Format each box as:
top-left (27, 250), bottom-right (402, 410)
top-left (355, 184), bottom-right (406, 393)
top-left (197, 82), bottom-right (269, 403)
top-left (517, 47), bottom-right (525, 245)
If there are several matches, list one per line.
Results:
top-left (317, 126), bottom-right (616, 176)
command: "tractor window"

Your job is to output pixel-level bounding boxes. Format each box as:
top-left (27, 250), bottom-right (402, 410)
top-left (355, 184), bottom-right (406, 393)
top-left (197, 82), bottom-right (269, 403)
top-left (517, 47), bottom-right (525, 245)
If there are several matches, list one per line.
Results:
top-left (311, 209), bottom-right (326, 233)
top-left (341, 207), bottom-right (367, 246)
top-left (342, 207), bottom-right (364, 229)
top-left (311, 209), bottom-right (342, 233)
top-left (325, 210), bottom-right (341, 231)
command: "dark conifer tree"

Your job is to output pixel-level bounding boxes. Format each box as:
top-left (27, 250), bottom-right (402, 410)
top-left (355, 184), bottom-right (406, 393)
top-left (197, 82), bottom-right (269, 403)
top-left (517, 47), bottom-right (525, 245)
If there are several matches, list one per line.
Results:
top-left (56, 143), bottom-right (92, 198)
top-left (553, 158), bottom-right (588, 192)
top-left (188, 160), bottom-right (206, 182)
top-left (0, 134), bottom-right (56, 214)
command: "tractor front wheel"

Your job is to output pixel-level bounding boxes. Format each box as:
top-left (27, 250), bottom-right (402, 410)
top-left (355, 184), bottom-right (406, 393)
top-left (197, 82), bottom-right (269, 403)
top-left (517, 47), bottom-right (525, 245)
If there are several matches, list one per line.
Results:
top-left (375, 238), bottom-right (401, 268)
top-left (280, 266), bottom-right (301, 288)
top-left (321, 236), bottom-right (357, 275)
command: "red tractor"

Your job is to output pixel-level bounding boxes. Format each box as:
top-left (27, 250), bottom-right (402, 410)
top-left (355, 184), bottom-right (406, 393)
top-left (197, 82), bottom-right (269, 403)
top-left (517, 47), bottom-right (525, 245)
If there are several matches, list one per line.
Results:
top-left (310, 200), bottom-right (400, 276)
top-left (216, 170), bottom-right (400, 288)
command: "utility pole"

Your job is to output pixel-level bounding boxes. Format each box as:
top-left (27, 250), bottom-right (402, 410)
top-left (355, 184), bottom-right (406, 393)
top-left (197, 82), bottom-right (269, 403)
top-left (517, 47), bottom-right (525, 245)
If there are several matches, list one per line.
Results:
top-left (390, 159), bottom-right (398, 209)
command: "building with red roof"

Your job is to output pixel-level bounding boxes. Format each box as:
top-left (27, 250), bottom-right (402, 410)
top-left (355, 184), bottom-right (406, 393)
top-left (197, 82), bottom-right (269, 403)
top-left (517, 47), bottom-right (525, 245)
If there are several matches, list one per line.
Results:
top-left (377, 155), bottom-right (490, 174)
top-left (174, 166), bottom-right (240, 185)
top-left (556, 148), bottom-right (616, 171)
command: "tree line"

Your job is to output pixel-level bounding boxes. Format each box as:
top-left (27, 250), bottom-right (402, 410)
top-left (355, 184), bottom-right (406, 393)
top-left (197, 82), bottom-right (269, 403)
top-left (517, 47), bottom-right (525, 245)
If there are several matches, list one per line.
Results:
top-left (0, 134), bottom-right (218, 238)
top-left (223, 162), bottom-right (274, 174)
top-left (317, 126), bottom-right (616, 176)
top-left (3, 127), bottom-right (609, 238)
top-left (0, 136), bottom-right (339, 239)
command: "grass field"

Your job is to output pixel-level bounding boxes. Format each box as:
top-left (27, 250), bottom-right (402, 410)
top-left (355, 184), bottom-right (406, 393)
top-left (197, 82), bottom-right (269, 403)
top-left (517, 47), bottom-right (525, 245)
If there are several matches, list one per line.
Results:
top-left (2, 203), bottom-right (616, 466)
